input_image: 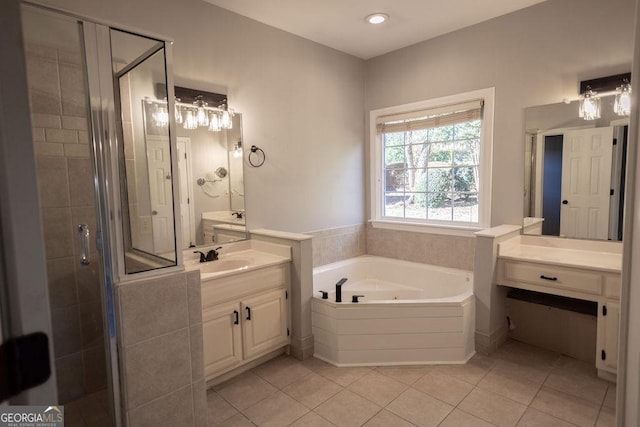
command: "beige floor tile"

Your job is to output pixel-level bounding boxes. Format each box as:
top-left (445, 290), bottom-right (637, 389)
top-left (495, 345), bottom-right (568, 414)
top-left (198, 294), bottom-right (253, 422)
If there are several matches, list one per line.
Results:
top-left (386, 388), bottom-right (453, 427)
top-left (468, 353), bottom-right (498, 371)
top-left (363, 409), bottom-right (415, 427)
top-left (412, 371), bottom-right (474, 406)
top-left (494, 341), bottom-right (560, 372)
top-left (491, 360), bottom-right (549, 386)
top-left (458, 388), bottom-right (527, 427)
top-left (374, 365), bottom-right (431, 385)
top-left (207, 390), bottom-right (239, 425)
top-left (603, 384), bottom-right (616, 409)
top-left (215, 371), bottom-right (278, 410)
top-left (477, 369), bottom-right (542, 405)
top-left (290, 411), bottom-right (337, 427)
top-left (283, 372), bottom-right (343, 409)
top-left (315, 389), bottom-right (381, 427)
top-left (545, 357), bottom-right (608, 405)
top-left (530, 387), bottom-right (600, 427)
top-left (516, 408), bottom-right (577, 427)
top-left (315, 365), bottom-right (372, 387)
top-left (348, 371), bottom-right (408, 406)
top-left (596, 406), bottom-right (615, 427)
top-left (243, 391), bottom-right (309, 427)
top-left (215, 413), bottom-right (255, 427)
top-left (439, 409), bottom-right (496, 427)
top-left (252, 355), bottom-right (313, 389)
top-left (432, 362), bottom-right (490, 386)
top-left (300, 357), bottom-right (333, 372)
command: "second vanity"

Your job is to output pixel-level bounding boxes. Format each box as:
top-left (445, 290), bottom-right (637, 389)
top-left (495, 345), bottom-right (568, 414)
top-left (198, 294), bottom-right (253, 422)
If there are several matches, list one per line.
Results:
top-left (185, 240), bottom-right (292, 383)
top-left (496, 235), bottom-right (622, 380)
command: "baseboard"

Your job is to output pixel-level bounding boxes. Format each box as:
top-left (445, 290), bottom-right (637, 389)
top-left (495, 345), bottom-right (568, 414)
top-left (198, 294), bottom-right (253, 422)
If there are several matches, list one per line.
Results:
top-left (475, 325), bottom-right (508, 355)
top-left (290, 334), bottom-right (314, 360)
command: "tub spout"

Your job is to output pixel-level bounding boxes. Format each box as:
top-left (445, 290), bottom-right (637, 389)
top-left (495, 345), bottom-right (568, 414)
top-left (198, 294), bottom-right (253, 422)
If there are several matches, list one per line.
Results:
top-left (335, 278), bottom-right (348, 302)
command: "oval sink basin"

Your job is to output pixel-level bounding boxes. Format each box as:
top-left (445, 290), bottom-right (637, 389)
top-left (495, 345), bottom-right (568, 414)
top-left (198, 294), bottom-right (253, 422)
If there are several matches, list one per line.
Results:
top-left (199, 258), bottom-right (250, 274)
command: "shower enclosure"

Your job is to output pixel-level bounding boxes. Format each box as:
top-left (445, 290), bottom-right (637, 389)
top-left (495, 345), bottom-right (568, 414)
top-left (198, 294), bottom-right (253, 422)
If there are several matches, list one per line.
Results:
top-left (21, 3), bottom-right (179, 425)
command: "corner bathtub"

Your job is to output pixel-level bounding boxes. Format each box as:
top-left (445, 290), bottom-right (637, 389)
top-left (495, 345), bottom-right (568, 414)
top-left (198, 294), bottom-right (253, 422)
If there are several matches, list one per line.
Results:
top-left (312, 255), bottom-right (475, 366)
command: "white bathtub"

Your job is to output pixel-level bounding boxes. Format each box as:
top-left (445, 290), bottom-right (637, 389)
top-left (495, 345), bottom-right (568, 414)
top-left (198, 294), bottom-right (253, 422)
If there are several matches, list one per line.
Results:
top-left (312, 255), bottom-right (475, 366)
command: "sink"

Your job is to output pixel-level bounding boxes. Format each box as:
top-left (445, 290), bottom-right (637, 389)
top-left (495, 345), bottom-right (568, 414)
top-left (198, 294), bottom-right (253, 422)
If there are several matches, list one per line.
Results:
top-left (199, 258), bottom-right (251, 274)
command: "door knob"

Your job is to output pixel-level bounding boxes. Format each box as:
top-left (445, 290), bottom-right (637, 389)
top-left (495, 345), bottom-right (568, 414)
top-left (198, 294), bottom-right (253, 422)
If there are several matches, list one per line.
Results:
top-left (562, 200), bottom-right (568, 205)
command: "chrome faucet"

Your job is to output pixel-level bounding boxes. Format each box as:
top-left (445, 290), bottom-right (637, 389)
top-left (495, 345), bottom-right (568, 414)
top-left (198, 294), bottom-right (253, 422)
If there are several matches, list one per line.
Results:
top-left (194, 246), bottom-right (223, 262)
top-left (335, 278), bottom-right (348, 302)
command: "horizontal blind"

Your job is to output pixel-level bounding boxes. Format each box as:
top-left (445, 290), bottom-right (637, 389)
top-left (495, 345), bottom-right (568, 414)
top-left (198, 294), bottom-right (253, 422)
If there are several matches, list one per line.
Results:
top-left (376, 99), bottom-right (483, 134)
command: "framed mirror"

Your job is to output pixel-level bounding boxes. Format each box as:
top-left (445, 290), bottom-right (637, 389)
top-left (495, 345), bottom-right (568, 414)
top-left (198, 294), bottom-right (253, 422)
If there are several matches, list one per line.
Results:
top-left (524, 94), bottom-right (629, 241)
top-left (149, 87), bottom-right (248, 249)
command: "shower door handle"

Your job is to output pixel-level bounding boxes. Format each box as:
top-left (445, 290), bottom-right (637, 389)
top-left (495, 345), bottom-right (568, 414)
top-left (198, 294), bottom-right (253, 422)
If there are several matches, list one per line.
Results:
top-left (78, 224), bottom-right (90, 265)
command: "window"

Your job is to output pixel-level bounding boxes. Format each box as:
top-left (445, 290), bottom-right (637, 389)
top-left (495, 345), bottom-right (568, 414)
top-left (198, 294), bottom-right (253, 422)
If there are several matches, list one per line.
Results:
top-left (370, 88), bottom-right (494, 234)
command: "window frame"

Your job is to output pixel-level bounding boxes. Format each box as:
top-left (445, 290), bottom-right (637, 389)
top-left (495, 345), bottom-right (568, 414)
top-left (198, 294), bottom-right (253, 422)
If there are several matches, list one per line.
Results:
top-left (369, 88), bottom-right (495, 236)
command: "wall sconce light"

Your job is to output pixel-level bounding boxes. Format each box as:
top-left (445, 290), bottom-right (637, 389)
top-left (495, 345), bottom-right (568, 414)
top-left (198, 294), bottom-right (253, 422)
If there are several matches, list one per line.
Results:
top-left (232, 140), bottom-right (242, 158)
top-left (579, 88), bottom-right (601, 120)
top-left (614, 80), bottom-right (632, 116)
top-left (578, 73), bottom-right (631, 120)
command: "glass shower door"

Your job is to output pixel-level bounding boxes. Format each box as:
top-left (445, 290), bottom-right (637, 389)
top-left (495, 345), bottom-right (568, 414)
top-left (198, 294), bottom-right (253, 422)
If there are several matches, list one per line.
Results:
top-left (21, 5), bottom-right (117, 426)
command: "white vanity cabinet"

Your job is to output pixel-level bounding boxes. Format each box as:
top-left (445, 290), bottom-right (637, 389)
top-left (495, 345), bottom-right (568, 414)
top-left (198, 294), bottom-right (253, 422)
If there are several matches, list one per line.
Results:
top-left (496, 237), bottom-right (622, 379)
top-left (201, 263), bottom-right (291, 381)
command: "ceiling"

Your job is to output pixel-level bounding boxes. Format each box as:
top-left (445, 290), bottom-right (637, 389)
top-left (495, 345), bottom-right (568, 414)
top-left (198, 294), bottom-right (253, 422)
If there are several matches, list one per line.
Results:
top-left (203, 0), bottom-right (548, 59)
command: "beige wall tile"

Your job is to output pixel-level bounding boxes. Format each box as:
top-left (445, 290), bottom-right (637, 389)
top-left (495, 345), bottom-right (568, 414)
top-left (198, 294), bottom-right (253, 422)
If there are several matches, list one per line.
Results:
top-left (64, 143), bottom-right (90, 158)
top-left (35, 142), bottom-right (64, 156)
top-left (119, 272), bottom-right (188, 345)
top-left (192, 380), bottom-right (207, 427)
top-left (26, 56), bottom-right (61, 115)
top-left (190, 325), bottom-right (204, 382)
top-left (31, 113), bottom-right (61, 129)
top-left (79, 301), bottom-right (104, 348)
top-left (42, 207), bottom-right (74, 259)
top-left (127, 385), bottom-right (194, 427)
top-left (57, 49), bottom-right (82, 66)
top-left (124, 328), bottom-right (192, 408)
top-left (51, 306), bottom-right (81, 357)
top-left (46, 128), bottom-right (78, 143)
top-left (46, 257), bottom-right (77, 309)
top-left (62, 116), bottom-right (88, 130)
top-left (60, 63), bottom-right (87, 116)
top-left (56, 353), bottom-right (85, 403)
top-left (77, 130), bottom-right (89, 144)
top-left (32, 127), bottom-right (46, 142)
top-left (67, 158), bottom-right (95, 207)
top-left (83, 345), bottom-right (107, 393)
top-left (25, 43), bottom-right (58, 60)
top-left (75, 261), bottom-right (101, 304)
top-left (186, 270), bottom-right (202, 325)
top-left (36, 156), bottom-right (70, 208)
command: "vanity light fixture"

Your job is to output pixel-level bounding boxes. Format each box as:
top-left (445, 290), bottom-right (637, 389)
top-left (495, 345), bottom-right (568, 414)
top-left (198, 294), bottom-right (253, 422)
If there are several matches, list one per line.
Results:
top-left (366, 13), bottom-right (388, 24)
top-left (614, 80), bottom-right (632, 116)
top-left (579, 88), bottom-right (601, 121)
top-left (220, 102), bottom-right (234, 130)
top-left (152, 103), bottom-right (169, 127)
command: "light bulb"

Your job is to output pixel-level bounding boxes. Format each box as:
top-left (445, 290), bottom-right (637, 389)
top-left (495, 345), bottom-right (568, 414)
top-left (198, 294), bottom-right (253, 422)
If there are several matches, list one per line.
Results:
top-left (174, 104), bottom-right (183, 124)
top-left (579, 90), bottom-right (601, 121)
top-left (196, 106), bottom-right (209, 127)
top-left (221, 109), bottom-right (233, 129)
top-left (208, 112), bottom-right (221, 132)
top-left (183, 109), bottom-right (198, 130)
top-left (614, 83), bottom-right (632, 116)
top-left (153, 104), bottom-right (168, 127)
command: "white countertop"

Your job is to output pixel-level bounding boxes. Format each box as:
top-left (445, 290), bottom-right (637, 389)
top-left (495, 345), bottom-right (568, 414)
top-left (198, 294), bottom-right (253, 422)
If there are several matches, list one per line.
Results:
top-left (498, 236), bottom-right (622, 273)
top-left (202, 210), bottom-right (246, 226)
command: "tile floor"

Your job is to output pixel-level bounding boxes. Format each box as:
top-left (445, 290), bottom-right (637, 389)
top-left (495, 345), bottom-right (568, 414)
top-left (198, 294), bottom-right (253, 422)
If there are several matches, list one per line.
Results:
top-left (207, 340), bottom-right (616, 427)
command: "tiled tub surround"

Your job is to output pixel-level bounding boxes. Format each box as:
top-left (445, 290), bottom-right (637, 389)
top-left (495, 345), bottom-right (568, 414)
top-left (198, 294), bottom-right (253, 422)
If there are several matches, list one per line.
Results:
top-left (310, 224), bottom-right (366, 267)
top-left (116, 270), bottom-right (206, 426)
top-left (312, 256), bottom-right (475, 366)
top-left (207, 339), bottom-right (615, 427)
top-left (366, 224), bottom-right (475, 271)
top-left (25, 42), bottom-right (105, 403)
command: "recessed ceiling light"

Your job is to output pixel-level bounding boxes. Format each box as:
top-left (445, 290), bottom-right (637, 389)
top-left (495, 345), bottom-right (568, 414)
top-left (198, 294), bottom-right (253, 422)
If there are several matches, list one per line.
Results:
top-left (366, 13), bottom-right (389, 25)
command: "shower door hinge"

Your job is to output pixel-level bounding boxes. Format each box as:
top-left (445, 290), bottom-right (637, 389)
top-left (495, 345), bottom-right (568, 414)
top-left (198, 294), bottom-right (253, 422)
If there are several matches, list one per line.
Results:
top-left (287, 328), bottom-right (290, 336)
top-left (610, 189), bottom-right (614, 196)
top-left (601, 350), bottom-right (606, 360)
top-left (603, 305), bottom-right (608, 316)
top-left (0, 332), bottom-right (51, 401)
top-left (613, 138), bottom-right (617, 146)
top-left (285, 291), bottom-right (288, 300)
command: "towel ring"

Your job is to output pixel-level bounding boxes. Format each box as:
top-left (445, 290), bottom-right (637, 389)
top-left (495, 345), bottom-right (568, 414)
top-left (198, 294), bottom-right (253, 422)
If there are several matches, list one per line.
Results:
top-left (249, 145), bottom-right (266, 167)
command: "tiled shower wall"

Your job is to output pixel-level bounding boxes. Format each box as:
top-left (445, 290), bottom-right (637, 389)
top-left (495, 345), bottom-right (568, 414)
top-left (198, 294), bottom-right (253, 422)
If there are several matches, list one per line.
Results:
top-left (310, 223), bottom-right (475, 271)
top-left (26, 43), bottom-right (107, 403)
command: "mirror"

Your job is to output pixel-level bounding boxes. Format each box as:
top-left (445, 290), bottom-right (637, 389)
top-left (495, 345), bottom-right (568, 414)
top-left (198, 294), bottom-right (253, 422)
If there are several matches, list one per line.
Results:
top-left (524, 96), bottom-right (628, 241)
top-left (112, 29), bottom-right (178, 273)
top-left (158, 87), bottom-right (247, 249)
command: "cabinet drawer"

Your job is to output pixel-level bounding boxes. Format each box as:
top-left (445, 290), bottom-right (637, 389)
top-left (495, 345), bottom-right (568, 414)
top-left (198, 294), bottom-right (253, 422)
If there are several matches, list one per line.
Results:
top-left (501, 261), bottom-right (602, 295)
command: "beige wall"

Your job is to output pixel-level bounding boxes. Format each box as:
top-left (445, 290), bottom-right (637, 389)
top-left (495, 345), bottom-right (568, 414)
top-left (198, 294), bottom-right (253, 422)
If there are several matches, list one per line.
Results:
top-left (38, 0), bottom-right (366, 235)
top-left (365, 0), bottom-right (635, 227)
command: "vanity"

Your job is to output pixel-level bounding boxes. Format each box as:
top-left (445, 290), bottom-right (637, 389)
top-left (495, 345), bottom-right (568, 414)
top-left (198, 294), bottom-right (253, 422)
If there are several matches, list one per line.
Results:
top-left (185, 240), bottom-right (292, 383)
top-left (496, 235), bottom-right (622, 379)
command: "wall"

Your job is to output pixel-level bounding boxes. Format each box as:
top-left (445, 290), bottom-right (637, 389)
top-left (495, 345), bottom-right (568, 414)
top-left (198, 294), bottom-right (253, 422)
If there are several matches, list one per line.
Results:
top-left (365, 0), bottom-right (636, 228)
top-left (38, 0), bottom-right (366, 235)
top-left (25, 41), bottom-right (107, 404)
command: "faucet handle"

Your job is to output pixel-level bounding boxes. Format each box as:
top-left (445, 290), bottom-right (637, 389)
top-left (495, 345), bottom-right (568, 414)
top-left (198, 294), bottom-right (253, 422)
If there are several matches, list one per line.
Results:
top-left (318, 291), bottom-right (329, 299)
top-left (193, 251), bottom-right (206, 263)
top-left (351, 295), bottom-right (365, 303)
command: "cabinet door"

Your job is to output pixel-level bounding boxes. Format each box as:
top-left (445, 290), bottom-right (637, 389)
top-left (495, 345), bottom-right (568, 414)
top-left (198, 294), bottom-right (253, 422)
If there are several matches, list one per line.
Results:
top-left (241, 289), bottom-right (289, 360)
top-left (596, 301), bottom-right (619, 373)
top-left (203, 301), bottom-right (243, 379)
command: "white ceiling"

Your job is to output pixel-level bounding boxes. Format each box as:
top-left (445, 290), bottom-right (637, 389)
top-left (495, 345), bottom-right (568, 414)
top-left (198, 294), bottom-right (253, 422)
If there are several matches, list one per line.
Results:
top-left (203, 0), bottom-right (548, 59)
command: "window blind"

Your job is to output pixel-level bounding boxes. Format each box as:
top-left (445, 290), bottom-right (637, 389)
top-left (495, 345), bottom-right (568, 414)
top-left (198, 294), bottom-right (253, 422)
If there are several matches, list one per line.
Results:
top-left (376, 99), bottom-right (483, 134)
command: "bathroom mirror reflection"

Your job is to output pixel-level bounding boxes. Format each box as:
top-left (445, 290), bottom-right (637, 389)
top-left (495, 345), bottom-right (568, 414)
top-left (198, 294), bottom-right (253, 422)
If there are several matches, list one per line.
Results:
top-left (112, 29), bottom-right (178, 273)
top-left (523, 96), bottom-right (628, 241)
top-left (161, 87), bottom-right (247, 249)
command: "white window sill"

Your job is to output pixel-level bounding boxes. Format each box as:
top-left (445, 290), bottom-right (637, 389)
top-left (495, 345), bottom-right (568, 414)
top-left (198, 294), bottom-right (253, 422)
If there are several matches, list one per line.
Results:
top-left (369, 219), bottom-right (481, 237)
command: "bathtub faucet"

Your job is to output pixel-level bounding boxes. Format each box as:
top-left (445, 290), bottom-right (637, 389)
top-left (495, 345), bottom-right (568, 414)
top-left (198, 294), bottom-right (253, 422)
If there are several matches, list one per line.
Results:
top-left (335, 278), bottom-right (348, 302)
